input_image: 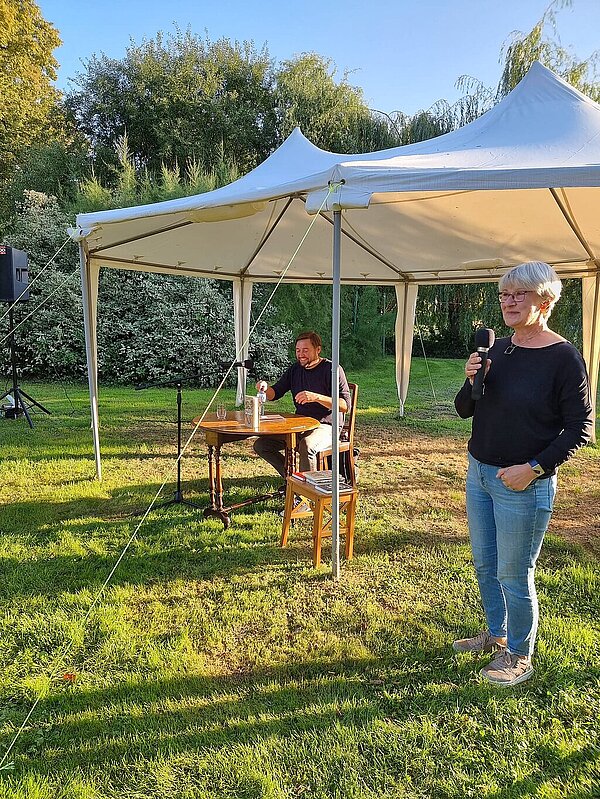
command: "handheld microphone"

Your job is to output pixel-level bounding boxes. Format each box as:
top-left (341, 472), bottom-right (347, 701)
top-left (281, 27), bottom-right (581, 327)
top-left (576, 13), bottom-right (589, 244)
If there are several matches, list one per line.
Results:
top-left (471, 328), bottom-right (495, 401)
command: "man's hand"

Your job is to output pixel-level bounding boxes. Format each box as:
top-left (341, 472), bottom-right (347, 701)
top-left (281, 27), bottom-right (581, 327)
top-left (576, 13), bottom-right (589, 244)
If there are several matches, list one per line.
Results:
top-left (294, 391), bottom-right (347, 411)
top-left (295, 390), bottom-right (322, 405)
top-left (496, 463), bottom-right (537, 492)
top-left (256, 380), bottom-right (274, 401)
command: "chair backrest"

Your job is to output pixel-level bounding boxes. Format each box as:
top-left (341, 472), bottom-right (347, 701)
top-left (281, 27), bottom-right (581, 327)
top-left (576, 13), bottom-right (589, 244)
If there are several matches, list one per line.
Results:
top-left (341, 382), bottom-right (358, 446)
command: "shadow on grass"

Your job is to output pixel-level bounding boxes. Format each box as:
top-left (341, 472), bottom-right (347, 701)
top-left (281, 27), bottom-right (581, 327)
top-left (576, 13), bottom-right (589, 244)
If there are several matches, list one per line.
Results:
top-left (1, 650), bottom-right (598, 796)
top-left (0, 473), bottom-right (283, 532)
top-left (0, 472), bottom-right (337, 601)
top-left (2, 470), bottom-right (595, 605)
top-left (0, 541), bottom-right (311, 601)
top-left (355, 524), bottom-right (468, 554)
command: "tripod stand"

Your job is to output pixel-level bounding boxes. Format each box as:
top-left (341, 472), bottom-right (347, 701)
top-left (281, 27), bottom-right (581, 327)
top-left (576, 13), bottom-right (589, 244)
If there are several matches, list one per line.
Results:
top-left (136, 376), bottom-right (203, 511)
top-left (0, 307), bottom-right (51, 429)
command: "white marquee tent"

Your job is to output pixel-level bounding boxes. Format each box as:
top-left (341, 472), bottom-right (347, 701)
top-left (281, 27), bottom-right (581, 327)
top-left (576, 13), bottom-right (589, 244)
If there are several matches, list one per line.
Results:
top-left (72, 62), bottom-right (600, 485)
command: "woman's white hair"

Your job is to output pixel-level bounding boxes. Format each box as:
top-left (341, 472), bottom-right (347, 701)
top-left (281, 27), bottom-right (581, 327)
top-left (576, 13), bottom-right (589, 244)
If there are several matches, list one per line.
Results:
top-left (499, 261), bottom-right (562, 316)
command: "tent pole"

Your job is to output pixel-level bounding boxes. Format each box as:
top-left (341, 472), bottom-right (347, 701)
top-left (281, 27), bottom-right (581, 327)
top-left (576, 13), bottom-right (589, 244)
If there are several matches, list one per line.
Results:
top-left (79, 244), bottom-right (102, 480)
top-left (394, 283), bottom-right (418, 416)
top-left (582, 273), bottom-right (600, 443)
top-left (233, 279), bottom-right (253, 406)
top-left (331, 210), bottom-right (341, 581)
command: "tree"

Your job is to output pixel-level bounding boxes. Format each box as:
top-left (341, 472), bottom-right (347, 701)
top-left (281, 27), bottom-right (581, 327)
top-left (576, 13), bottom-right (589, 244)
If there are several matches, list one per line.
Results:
top-left (0, 137), bottom-right (90, 231)
top-left (0, 140), bottom-right (292, 384)
top-left (269, 283), bottom-right (389, 371)
top-left (498, 0), bottom-right (599, 99)
top-left (66, 35), bottom-right (398, 182)
top-left (275, 53), bottom-right (397, 153)
top-left (0, 184), bottom-right (292, 385)
top-left (66, 28), bottom-right (279, 180)
top-left (0, 0), bottom-right (62, 180)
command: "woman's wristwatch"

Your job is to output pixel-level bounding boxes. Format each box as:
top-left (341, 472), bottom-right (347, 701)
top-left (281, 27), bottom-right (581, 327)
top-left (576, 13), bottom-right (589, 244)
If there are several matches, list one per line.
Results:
top-left (528, 460), bottom-right (545, 477)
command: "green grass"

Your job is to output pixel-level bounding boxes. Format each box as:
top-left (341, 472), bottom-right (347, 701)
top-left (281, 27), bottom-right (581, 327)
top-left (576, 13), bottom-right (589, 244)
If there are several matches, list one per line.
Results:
top-left (0, 358), bottom-right (599, 798)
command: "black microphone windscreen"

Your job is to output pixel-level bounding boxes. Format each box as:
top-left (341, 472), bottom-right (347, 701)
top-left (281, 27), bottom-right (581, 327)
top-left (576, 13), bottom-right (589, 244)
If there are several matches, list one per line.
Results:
top-left (474, 327), bottom-right (495, 349)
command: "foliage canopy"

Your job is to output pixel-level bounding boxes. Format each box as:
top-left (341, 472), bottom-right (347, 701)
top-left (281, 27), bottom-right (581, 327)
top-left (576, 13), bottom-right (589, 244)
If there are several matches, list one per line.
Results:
top-left (2, 1), bottom-right (599, 376)
top-left (0, 0), bottom-right (62, 180)
top-left (66, 28), bottom-right (279, 179)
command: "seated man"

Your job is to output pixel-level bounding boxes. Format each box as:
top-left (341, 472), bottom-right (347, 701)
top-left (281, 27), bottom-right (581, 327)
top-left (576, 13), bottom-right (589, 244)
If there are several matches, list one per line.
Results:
top-left (254, 330), bottom-right (350, 477)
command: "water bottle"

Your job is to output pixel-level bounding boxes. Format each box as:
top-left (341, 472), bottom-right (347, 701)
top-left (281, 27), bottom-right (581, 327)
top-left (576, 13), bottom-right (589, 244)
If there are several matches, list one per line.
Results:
top-left (257, 382), bottom-right (267, 418)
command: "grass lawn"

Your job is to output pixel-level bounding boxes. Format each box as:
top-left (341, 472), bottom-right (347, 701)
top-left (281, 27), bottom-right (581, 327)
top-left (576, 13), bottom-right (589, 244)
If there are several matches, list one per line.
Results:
top-left (0, 358), bottom-right (599, 799)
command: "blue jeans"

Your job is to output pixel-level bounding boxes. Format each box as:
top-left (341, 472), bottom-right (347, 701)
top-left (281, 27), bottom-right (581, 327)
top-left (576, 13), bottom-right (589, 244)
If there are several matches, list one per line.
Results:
top-left (466, 453), bottom-right (557, 658)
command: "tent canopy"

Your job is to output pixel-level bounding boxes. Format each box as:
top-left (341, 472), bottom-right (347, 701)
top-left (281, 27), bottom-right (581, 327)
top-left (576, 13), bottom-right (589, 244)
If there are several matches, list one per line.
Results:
top-left (76, 62), bottom-right (600, 285)
top-left (73, 62), bottom-right (600, 479)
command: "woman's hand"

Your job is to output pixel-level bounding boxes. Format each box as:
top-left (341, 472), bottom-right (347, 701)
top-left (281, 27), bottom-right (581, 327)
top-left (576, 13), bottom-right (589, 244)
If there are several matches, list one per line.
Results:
top-left (465, 352), bottom-right (492, 385)
top-left (496, 463), bottom-right (537, 491)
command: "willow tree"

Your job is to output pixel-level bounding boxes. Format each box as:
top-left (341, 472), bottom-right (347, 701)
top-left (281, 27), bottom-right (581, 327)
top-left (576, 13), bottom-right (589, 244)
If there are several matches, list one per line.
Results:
top-left (275, 52), bottom-right (397, 153)
top-left (498, 0), bottom-right (598, 100)
top-left (411, 0), bottom-right (598, 356)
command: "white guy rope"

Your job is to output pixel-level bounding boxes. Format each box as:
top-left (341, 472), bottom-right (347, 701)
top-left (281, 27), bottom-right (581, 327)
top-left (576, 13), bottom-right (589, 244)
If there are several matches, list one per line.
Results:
top-left (0, 183), bottom-right (338, 771)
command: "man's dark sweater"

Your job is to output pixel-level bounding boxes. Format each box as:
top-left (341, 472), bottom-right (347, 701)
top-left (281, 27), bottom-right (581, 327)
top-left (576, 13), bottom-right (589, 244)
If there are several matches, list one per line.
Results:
top-left (454, 337), bottom-right (593, 474)
top-left (271, 358), bottom-right (351, 427)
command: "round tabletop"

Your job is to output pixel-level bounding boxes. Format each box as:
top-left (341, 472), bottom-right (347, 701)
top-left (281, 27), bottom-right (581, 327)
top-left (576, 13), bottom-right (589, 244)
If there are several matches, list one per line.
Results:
top-left (193, 410), bottom-right (320, 437)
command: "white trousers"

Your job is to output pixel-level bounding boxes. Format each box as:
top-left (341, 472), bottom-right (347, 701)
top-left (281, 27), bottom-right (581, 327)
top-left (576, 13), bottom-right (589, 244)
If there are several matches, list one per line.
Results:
top-left (253, 423), bottom-right (333, 478)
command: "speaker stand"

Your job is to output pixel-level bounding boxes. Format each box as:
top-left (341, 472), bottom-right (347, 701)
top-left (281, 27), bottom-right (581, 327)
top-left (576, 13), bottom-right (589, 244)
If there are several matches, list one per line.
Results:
top-left (0, 307), bottom-right (51, 429)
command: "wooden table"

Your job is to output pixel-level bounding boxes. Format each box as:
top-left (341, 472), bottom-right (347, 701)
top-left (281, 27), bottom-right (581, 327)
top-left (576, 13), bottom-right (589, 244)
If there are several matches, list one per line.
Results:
top-left (194, 411), bottom-right (319, 528)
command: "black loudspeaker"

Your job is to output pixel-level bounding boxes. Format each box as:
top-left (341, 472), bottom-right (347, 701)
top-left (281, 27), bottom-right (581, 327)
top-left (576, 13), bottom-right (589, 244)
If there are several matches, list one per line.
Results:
top-left (0, 245), bottom-right (29, 303)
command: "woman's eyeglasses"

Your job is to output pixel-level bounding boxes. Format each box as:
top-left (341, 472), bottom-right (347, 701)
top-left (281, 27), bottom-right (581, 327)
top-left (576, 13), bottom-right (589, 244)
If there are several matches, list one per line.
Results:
top-left (498, 290), bottom-right (532, 303)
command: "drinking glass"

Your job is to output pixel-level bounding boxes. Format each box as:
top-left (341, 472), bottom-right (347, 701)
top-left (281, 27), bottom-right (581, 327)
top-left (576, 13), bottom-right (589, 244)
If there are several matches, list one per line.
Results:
top-left (216, 403), bottom-right (227, 421)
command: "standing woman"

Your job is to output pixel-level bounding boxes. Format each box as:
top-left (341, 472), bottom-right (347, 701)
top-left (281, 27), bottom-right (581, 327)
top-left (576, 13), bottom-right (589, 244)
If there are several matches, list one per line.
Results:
top-left (454, 262), bottom-right (593, 686)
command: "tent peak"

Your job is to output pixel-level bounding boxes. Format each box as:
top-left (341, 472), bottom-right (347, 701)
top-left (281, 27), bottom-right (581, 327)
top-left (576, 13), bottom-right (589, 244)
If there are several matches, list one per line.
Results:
top-left (515, 59), bottom-right (600, 108)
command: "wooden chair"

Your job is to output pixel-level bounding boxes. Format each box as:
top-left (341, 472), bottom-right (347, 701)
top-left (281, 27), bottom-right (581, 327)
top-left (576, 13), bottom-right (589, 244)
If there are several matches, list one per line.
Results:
top-left (280, 475), bottom-right (357, 567)
top-left (280, 383), bottom-right (360, 567)
top-left (317, 382), bottom-right (358, 486)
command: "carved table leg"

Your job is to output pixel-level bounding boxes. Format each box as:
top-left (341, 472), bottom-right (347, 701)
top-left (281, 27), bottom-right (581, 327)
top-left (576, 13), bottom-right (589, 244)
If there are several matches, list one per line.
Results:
top-left (214, 444), bottom-right (224, 510)
top-left (285, 433), bottom-right (297, 477)
top-left (203, 442), bottom-right (231, 528)
top-left (207, 444), bottom-right (216, 509)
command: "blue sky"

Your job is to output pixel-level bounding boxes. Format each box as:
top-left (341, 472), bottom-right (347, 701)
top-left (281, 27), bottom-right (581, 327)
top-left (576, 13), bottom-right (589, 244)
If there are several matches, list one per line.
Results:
top-left (39, 0), bottom-right (600, 115)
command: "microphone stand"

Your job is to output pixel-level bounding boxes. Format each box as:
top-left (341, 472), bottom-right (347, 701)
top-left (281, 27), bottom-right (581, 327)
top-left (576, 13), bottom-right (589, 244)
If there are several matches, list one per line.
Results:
top-left (135, 373), bottom-right (203, 512)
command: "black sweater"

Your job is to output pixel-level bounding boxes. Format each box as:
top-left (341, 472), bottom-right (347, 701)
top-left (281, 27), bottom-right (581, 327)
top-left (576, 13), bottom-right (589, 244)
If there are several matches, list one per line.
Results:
top-left (271, 358), bottom-right (351, 427)
top-left (454, 337), bottom-right (593, 474)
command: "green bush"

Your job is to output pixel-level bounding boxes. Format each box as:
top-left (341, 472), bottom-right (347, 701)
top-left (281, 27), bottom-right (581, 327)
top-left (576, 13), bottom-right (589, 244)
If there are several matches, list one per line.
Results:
top-left (1, 192), bottom-right (291, 386)
top-left (96, 270), bottom-right (291, 386)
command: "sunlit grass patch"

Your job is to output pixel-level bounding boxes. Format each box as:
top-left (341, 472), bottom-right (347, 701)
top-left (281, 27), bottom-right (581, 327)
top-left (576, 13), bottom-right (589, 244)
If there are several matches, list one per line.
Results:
top-left (0, 361), bottom-right (598, 798)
